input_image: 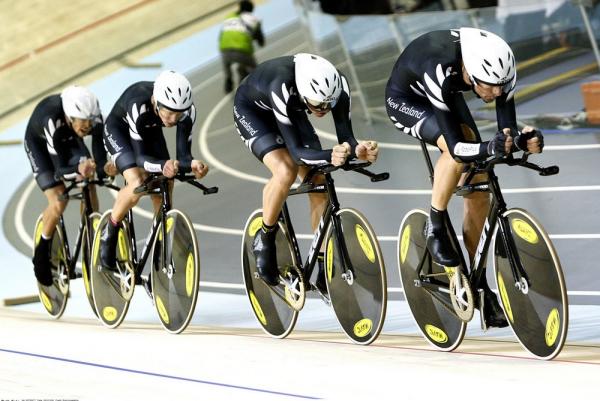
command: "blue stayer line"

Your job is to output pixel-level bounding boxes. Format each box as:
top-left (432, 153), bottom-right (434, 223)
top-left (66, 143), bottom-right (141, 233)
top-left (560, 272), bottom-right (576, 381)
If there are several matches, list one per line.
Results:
top-left (0, 348), bottom-right (320, 400)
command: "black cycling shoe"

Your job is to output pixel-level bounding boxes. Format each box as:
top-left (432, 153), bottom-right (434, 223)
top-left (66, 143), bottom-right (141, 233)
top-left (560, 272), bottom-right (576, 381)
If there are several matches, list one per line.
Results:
top-left (425, 220), bottom-right (460, 267)
top-left (314, 257), bottom-right (328, 296)
top-left (481, 288), bottom-right (508, 328)
top-left (99, 222), bottom-right (120, 273)
top-left (252, 226), bottom-right (279, 286)
top-left (32, 238), bottom-right (53, 286)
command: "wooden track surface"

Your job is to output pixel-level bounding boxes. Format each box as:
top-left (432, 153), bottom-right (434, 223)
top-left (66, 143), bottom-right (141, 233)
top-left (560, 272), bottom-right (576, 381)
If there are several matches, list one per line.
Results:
top-left (0, 0), bottom-right (253, 130)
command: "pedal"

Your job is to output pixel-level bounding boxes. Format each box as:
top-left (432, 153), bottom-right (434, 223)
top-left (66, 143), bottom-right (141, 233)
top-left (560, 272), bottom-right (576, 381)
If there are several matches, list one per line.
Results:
top-left (69, 270), bottom-right (82, 280)
top-left (478, 289), bottom-right (488, 331)
top-left (255, 267), bottom-right (305, 311)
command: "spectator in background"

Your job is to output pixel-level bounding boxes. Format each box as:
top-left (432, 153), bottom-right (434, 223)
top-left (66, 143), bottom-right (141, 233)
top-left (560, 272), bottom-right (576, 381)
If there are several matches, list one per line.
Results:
top-left (219, 0), bottom-right (265, 94)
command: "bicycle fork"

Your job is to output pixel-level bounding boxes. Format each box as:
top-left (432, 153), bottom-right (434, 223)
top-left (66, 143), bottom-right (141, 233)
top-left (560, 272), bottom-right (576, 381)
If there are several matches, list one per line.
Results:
top-left (497, 215), bottom-right (531, 294)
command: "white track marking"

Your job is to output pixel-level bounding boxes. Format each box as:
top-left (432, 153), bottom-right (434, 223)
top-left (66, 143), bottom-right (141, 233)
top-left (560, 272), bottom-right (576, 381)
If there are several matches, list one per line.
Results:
top-left (316, 128), bottom-right (600, 151)
top-left (15, 179), bottom-right (36, 249)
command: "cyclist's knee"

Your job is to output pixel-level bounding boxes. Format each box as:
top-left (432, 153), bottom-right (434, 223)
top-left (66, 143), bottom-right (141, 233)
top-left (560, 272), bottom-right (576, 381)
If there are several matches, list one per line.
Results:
top-left (271, 160), bottom-right (298, 187)
top-left (48, 198), bottom-right (67, 217)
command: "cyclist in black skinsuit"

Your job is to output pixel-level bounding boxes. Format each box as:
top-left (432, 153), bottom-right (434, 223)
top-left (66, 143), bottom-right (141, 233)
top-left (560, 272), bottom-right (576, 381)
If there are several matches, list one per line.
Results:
top-left (234, 53), bottom-right (379, 293)
top-left (25, 85), bottom-right (111, 286)
top-left (99, 70), bottom-right (209, 272)
top-left (385, 28), bottom-right (545, 328)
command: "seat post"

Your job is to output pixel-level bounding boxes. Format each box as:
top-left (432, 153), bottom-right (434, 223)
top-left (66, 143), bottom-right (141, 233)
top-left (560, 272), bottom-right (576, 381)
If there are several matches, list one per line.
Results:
top-left (420, 140), bottom-right (435, 185)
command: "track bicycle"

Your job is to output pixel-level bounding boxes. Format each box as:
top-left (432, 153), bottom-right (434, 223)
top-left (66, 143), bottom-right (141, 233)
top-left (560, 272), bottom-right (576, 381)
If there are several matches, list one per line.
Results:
top-left (242, 161), bottom-right (389, 345)
top-left (33, 177), bottom-right (119, 318)
top-left (398, 145), bottom-right (568, 359)
top-left (90, 173), bottom-right (217, 333)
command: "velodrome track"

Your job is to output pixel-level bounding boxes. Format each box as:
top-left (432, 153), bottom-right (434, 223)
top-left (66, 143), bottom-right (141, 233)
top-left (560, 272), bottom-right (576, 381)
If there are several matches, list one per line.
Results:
top-left (2, 3), bottom-right (600, 399)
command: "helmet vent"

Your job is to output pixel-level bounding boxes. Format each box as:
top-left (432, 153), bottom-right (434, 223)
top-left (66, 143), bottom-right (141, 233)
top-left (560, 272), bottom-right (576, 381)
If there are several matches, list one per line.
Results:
top-left (325, 77), bottom-right (329, 87)
top-left (481, 64), bottom-right (490, 76)
top-left (498, 58), bottom-right (504, 68)
top-left (310, 82), bottom-right (317, 94)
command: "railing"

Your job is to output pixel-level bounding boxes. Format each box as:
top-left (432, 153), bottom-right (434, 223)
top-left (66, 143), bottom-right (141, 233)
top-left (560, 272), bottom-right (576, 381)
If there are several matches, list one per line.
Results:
top-left (295, 0), bottom-right (600, 128)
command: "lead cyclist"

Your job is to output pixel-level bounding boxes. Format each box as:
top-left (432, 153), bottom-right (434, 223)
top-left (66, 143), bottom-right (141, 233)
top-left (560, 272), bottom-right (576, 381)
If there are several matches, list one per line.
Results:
top-left (385, 28), bottom-right (544, 327)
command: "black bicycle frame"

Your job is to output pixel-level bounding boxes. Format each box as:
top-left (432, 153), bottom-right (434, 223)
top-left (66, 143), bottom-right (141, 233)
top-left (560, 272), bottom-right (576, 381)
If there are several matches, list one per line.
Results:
top-left (418, 149), bottom-right (530, 295)
top-left (280, 171), bottom-right (353, 285)
top-left (126, 179), bottom-right (171, 278)
top-left (57, 182), bottom-right (98, 278)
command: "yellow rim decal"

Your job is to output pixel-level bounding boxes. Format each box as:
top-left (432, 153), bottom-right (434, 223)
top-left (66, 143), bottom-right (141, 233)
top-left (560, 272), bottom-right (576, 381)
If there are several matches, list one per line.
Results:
top-left (355, 224), bottom-right (375, 263)
top-left (40, 291), bottom-right (52, 312)
top-left (249, 291), bottom-right (267, 326)
top-left (118, 229), bottom-right (128, 260)
top-left (497, 273), bottom-right (514, 323)
top-left (511, 218), bottom-right (539, 244)
top-left (186, 253), bottom-right (195, 297)
top-left (82, 258), bottom-right (91, 296)
top-left (248, 217), bottom-right (263, 237)
top-left (545, 308), bottom-right (560, 347)
top-left (102, 306), bottom-right (118, 322)
top-left (92, 217), bottom-right (100, 231)
top-left (156, 295), bottom-right (170, 324)
top-left (34, 221), bottom-right (44, 246)
top-left (159, 217), bottom-right (175, 241)
top-left (400, 225), bottom-right (411, 264)
top-left (93, 228), bottom-right (101, 266)
top-left (326, 237), bottom-right (333, 282)
top-left (425, 324), bottom-right (448, 344)
top-left (353, 318), bottom-right (373, 338)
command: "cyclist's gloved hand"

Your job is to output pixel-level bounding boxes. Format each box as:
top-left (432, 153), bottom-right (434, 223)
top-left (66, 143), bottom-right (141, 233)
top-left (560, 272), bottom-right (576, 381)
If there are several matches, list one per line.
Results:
top-left (514, 128), bottom-right (544, 153)
top-left (356, 140), bottom-right (379, 163)
top-left (331, 142), bottom-right (351, 166)
top-left (487, 130), bottom-right (513, 157)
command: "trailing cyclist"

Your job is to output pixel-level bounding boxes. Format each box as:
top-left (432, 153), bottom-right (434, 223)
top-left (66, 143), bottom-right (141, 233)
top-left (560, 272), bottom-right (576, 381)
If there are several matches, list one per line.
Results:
top-left (233, 53), bottom-right (379, 294)
top-left (99, 70), bottom-right (209, 273)
top-left (385, 28), bottom-right (544, 328)
top-left (25, 85), bottom-right (112, 286)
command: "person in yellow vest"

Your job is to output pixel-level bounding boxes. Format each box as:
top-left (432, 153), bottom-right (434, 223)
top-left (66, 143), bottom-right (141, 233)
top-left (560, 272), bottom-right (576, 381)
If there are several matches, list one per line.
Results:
top-left (219, 0), bottom-right (265, 93)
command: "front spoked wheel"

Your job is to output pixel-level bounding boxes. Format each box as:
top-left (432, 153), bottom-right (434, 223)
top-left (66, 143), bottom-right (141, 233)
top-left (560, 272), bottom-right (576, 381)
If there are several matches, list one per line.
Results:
top-left (33, 215), bottom-right (69, 319)
top-left (241, 210), bottom-right (300, 338)
top-left (151, 209), bottom-right (200, 334)
top-left (494, 208), bottom-right (568, 360)
top-left (326, 208), bottom-right (387, 345)
top-left (90, 211), bottom-right (135, 328)
top-left (81, 212), bottom-right (101, 317)
top-left (397, 209), bottom-right (466, 351)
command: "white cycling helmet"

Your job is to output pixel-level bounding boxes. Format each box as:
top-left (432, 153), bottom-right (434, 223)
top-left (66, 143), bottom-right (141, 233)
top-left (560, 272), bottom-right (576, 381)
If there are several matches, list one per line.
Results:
top-left (460, 27), bottom-right (515, 86)
top-left (153, 70), bottom-right (193, 112)
top-left (61, 85), bottom-right (101, 120)
top-left (294, 53), bottom-right (342, 110)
